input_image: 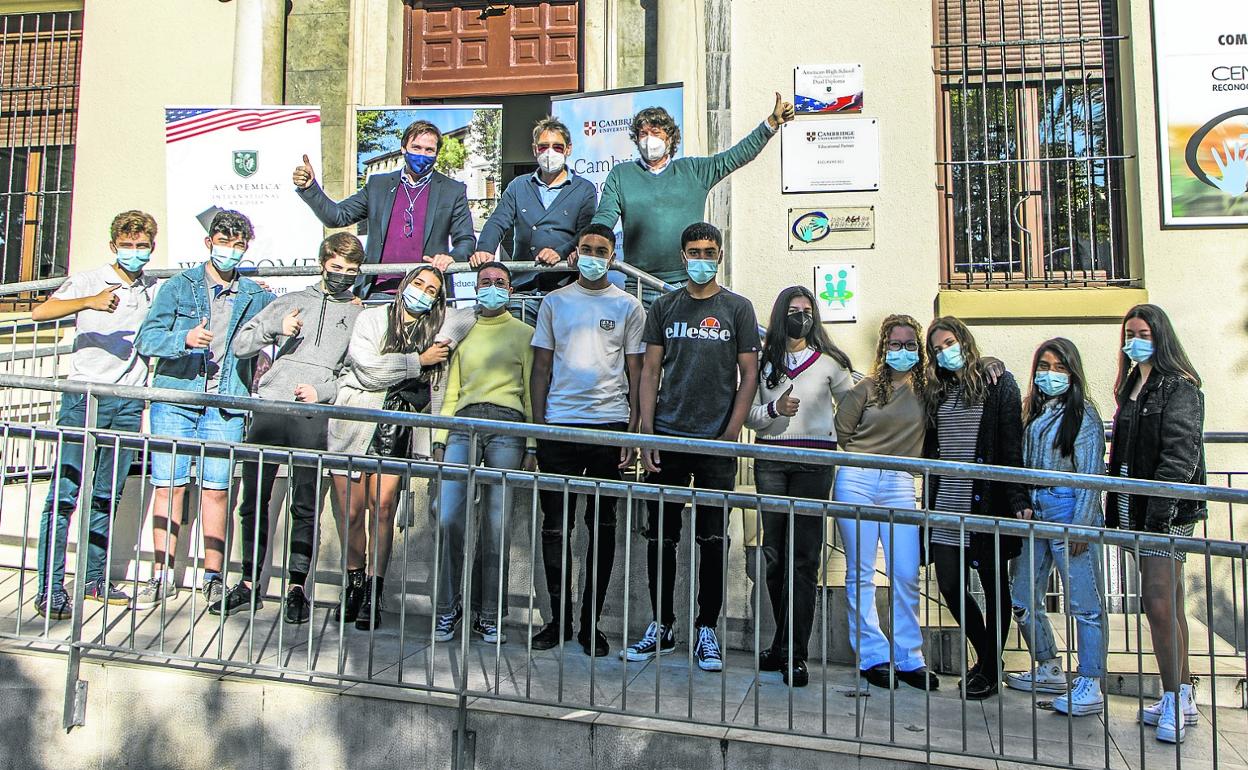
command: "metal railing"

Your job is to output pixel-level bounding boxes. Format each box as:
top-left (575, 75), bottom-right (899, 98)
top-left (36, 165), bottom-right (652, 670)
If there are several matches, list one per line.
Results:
top-left (1, 373), bottom-right (1246, 770)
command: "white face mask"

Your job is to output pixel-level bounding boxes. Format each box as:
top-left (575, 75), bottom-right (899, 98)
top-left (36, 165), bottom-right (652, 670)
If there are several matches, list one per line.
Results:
top-left (537, 149), bottom-right (566, 174)
top-left (638, 135), bottom-right (667, 162)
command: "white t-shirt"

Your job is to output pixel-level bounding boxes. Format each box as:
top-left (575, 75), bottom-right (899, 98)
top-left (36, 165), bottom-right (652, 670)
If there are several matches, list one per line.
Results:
top-left (50, 263), bottom-right (158, 387)
top-left (532, 281), bottom-right (646, 424)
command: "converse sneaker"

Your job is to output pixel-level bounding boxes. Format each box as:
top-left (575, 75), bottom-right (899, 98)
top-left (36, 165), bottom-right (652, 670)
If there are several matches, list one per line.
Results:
top-left (34, 587), bottom-right (71, 620)
top-left (472, 616), bottom-right (507, 644)
top-left (434, 605), bottom-right (463, 643)
top-left (132, 575), bottom-right (179, 610)
top-left (694, 625), bottom-right (724, 672)
top-left (84, 578), bottom-right (130, 606)
top-left (1156, 692), bottom-right (1187, 744)
top-left (1140, 683), bottom-right (1198, 727)
top-left (1053, 676), bottom-right (1104, 716)
top-left (621, 621), bottom-right (675, 662)
top-left (1005, 659), bottom-right (1067, 694)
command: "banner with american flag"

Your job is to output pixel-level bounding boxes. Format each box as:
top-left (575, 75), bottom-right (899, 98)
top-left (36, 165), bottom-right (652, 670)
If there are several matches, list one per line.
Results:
top-left (164, 106), bottom-right (323, 294)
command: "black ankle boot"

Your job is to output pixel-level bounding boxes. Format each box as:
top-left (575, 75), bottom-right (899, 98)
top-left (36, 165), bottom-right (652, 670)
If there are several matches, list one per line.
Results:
top-left (355, 576), bottom-right (385, 630)
top-left (334, 569), bottom-right (366, 623)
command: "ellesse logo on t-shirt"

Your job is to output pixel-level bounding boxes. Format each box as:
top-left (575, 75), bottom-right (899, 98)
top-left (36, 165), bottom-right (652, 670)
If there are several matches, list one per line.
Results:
top-left (665, 316), bottom-right (732, 341)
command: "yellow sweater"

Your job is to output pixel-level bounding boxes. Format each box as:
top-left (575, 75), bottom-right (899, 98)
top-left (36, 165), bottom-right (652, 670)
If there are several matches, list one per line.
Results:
top-left (435, 311), bottom-right (535, 446)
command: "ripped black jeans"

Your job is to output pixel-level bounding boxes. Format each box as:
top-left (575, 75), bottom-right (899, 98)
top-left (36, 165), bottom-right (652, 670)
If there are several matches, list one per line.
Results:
top-left (644, 449), bottom-right (737, 629)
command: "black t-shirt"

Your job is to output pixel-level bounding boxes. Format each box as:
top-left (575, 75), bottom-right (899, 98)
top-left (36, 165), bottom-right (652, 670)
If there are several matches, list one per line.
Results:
top-left (642, 287), bottom-right (761, 438)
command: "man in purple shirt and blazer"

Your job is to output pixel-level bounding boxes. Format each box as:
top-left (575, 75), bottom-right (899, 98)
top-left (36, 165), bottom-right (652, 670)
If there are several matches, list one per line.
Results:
top-left (293, 120), bottom-right (476, 296)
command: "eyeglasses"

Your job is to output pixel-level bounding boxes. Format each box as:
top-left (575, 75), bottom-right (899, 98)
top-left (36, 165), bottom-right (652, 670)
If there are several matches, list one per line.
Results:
top-left (536, 143), bottom-right (567, 154)
top-left (886, 341), bottom-right (920, 352)
top-left (477, 277), bottom-right (510, 289)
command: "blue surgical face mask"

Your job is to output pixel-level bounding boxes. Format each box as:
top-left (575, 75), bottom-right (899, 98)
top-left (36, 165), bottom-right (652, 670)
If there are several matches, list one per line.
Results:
top-left (476, 285), bottom-right (510, 311)
top-left (935, 343), bottom-right (965, 371)
top-left (1034, 371), bottom-right (1070, 397)
top-left (1122, 337), bottom-right (1154, 364)
top-left (576, 254), bottom-right (609, 281)
top-left (405, 152), bottom-right (436, 177)
top-left (885, 348), bottom-right (920, 372)
top-left (115, 248), bottom-right (151, 273)
top-left (685, 258), bottom-right (718, 285)
top-left (209, 244), bottom-right (244, 272)
top-left (402, 285), bottom-right (435, 314)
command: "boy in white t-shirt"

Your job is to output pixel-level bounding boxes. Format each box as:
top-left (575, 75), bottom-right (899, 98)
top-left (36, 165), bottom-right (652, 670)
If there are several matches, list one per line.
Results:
top-left (529, 223), bottom-right (646, 657)
top-left (29, 210), bottom-right (160, 618)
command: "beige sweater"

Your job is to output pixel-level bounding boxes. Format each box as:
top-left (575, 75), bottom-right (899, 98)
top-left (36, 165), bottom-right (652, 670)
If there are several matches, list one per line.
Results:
top-left (833, 376), bottom-right (927, 459)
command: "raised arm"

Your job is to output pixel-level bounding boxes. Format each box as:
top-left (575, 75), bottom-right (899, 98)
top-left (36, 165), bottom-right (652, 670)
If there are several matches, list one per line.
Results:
top-left (296, 181), bottom-right (370, 229)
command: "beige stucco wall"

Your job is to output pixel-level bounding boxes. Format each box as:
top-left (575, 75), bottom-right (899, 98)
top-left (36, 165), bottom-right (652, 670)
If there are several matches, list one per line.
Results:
top-left (65, 0), bottom-right (236, 275)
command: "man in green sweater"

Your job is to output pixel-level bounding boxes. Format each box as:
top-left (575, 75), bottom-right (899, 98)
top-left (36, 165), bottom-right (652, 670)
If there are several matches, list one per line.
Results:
top-left (591, 93), bottom-right (796, 303)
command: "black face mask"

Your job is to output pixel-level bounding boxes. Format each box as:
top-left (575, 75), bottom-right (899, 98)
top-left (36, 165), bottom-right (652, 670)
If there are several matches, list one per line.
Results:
top-left (785, 310), bottom-right (814, 340)
top-left (323, 271), bottom-right (356, 294)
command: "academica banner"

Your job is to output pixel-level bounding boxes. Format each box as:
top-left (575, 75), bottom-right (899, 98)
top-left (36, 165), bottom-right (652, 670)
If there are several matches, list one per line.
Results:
top-left (164, 106), bottom-right (324, 292)
top-left (1154, 2), bottom-right (1248, 226)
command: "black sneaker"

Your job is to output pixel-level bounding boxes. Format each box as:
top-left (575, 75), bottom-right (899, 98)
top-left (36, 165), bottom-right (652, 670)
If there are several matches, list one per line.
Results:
top-left (471, 616), bottom-right (507, 644)
top-left (333, 571), bottom-right (366, 623)
top-left (758, 646), bottom-right (784, 672)
top-left (531, 620), bottom-right (573, 650)
top-left (34, 587), bottom-right (71, 621)
top-left (284, 585), bottom-right (310, 625)
top-left (782, 659), bottom-right (809, 688)
top-left (209, 582), bottom-right (262, 617)
top-left (621, 621), bottom-right (675, 662)
top-left (578, 628), bottom-right (609, 657)
top-left (434, 605), bottom-right (463, 642)
top-left (860, 663), bottom-right (897, 689)
top-left (694, 625), bottom-right (724, 672)
top-left (355, 577), bottom-right (384, 630)
top-left (897, 666), bottom-right (940, 691)
top-left (960, 672), bottom-right (998, 700)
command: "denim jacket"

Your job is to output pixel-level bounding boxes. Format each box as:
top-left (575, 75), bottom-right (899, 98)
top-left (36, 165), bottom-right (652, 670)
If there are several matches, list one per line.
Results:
top-left (1024, 399), bottom-right (1105, 528)
top-left (135, 263), bottom-right (274, 410)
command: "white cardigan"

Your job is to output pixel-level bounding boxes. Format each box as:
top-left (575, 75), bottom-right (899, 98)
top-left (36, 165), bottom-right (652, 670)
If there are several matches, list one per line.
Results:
top-left (746, 350), bottom-right (854, 448)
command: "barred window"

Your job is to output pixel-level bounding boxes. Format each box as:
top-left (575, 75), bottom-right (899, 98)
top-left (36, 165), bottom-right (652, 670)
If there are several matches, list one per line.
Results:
top-left (935, 0), bottom-right (1131, 288)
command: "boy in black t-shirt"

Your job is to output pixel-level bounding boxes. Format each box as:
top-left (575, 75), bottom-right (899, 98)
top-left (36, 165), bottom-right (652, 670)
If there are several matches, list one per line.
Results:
top-left (622, 222), bottom-right (761, 672)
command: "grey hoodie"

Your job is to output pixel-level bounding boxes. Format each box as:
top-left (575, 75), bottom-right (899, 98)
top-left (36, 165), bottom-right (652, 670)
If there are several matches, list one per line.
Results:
top-left (233, 282), bottom-right (363, 404)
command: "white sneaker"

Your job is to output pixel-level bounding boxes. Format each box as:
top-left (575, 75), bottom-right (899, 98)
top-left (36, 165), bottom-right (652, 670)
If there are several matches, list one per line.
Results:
top-left (1053, 676), bottom-right (1104, 716)
top-left (1005, 659), bottom-right (1066, 694)
top-left (1140, 683), bottom-right (1198, 726)
top-left (1156, 692), bottom-right (1187, 744)
top-left (132, 575), bottom-right (179, 611)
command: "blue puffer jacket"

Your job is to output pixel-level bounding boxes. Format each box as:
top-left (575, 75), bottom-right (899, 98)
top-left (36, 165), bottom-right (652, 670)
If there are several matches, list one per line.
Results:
top-left (135, 262), bottom-right (274, 411)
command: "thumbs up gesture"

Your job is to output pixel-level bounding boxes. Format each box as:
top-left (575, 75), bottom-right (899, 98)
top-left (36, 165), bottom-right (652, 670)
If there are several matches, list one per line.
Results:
top-left (292, 154), bottom-right (316, 189)
top-left (768, 91), bottom-right (796, 129)
top-left (85, 283), bottom-right (122, 313)
top-left (775, 384), bottom-right (800, 417)
top-left (281, 307), bottom-right (303, 337)
top-left (186, 318), bottom-right (214, 349)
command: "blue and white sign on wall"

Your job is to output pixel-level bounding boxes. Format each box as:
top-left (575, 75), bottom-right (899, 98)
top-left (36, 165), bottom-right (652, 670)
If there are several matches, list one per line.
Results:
top-left (794, 64), bottom-right (864, 114)
top-left (813, 263), bottom-right (858, 323)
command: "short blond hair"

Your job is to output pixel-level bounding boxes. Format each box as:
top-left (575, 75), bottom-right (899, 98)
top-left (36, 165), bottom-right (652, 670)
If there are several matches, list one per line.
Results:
top-left (109, 210), bottom-right (158, 242)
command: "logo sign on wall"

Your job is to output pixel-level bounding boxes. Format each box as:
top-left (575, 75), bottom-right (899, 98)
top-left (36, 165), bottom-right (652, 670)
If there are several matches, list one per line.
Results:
top-left (164, 106), bottom-right (323, 293)
top-left (794, 64), bottom-right (864, 114)
top-left (781, 117), bottom-right (880, 193)
top-left (788, 206), bottom-right (875, 250)
top-left (1154, 0), bottom-right (1248, 226)
top-left (813, 263), bottom-right (858, 323)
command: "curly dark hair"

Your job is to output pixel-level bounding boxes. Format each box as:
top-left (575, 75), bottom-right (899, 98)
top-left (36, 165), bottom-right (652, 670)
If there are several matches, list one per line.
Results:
top-left (208, 209), bottom-right (254, 243)
top-left (629, 107), bottom-right (681, 157)
top-left (868, 314), bottom-right (926, 407)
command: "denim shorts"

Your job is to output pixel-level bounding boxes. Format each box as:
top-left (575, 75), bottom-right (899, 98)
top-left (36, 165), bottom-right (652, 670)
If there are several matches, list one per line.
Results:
top-left (149, 402), bottom-right (244, 489)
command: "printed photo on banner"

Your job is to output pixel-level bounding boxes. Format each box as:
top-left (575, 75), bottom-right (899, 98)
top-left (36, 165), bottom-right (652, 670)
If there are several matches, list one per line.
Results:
top-left (813, 263), bottom-right (858, 323)
top-left (164, 106), bottom-right (323, 293)
top-left (355, 105), bottom-right (503, 235)
top-left (794, 64), bottom-right (864, 114)
top-left (1154, 0), bottom-right (1248, 226)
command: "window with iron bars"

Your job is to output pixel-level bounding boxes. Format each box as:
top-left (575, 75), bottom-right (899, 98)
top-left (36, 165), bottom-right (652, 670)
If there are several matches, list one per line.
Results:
top-left (0, 11), bottom-right (81, 310)
top-left (934, 0), bottom-right (1132, 288)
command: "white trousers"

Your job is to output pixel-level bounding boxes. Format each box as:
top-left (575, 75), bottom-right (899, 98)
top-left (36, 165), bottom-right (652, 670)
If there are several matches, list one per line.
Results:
top-left (834, 466), bottom-right (925, 672)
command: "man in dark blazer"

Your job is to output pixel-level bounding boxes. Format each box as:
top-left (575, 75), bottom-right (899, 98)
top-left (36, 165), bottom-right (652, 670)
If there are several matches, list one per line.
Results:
top-left (471, 117), bottom-right (597, 298)
top-left (292, 119), bottom-right (476, 296)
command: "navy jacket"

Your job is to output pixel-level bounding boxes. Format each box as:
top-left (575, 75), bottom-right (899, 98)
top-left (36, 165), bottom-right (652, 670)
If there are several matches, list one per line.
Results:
top-left (476, 171), bottom-right (597, 262)
top-left (296, 170), bottom-right (476, 290)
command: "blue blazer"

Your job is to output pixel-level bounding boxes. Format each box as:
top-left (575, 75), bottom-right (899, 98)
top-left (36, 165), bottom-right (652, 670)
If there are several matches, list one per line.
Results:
top-left (476, 171), bottom-right (597, 263)
top-left (135, 262), bottom-right (275, 409)
top-left (296, 169), bottom-right (476, 267)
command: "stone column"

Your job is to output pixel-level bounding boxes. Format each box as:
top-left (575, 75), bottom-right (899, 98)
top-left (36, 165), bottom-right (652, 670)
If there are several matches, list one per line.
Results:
top-left (656, 0), bottom-right (705, 156)
top-left (231, 0), bottom-right (286, 104)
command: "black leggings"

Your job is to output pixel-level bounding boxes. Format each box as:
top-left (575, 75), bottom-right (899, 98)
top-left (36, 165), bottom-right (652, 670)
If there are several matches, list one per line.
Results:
top-left (930, 543), bottom-right (1011, 677)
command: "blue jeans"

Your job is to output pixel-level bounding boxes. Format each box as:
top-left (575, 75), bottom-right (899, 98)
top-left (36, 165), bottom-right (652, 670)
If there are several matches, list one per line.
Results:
top-left (435, 411), bottom-right (527, 621)
top-left (37, 393), bottom-right (143, 595)
top-left (1009, 488), bottom-right (1108, 677)
top-left (148, 402), bottom-right (244, 489)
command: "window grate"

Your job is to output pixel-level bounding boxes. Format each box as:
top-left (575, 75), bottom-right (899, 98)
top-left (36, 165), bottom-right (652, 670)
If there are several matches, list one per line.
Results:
top-left (934, 0), bottom-right (1132, 289)
top-left (0, 11), bottom-right (81, 310)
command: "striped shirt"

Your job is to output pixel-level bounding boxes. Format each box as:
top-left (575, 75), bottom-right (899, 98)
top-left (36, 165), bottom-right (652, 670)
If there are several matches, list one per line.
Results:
top-left (931, 384), bottom-right (984, 547)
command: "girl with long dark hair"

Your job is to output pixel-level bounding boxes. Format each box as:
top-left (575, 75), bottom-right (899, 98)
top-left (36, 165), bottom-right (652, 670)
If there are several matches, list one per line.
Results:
top-left (1107, 304), bottom-right (1205, 743)
top-left (327, 266), bottom-right (450, 629)
top-left (746, 286), bottom-right (853, 687)
top-left (833, 314), bottom-right (937, 691)
top-left (922, 316), bottom-right (1029, 700)
top-left (1004, 338), bottom-right (1107, 718)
